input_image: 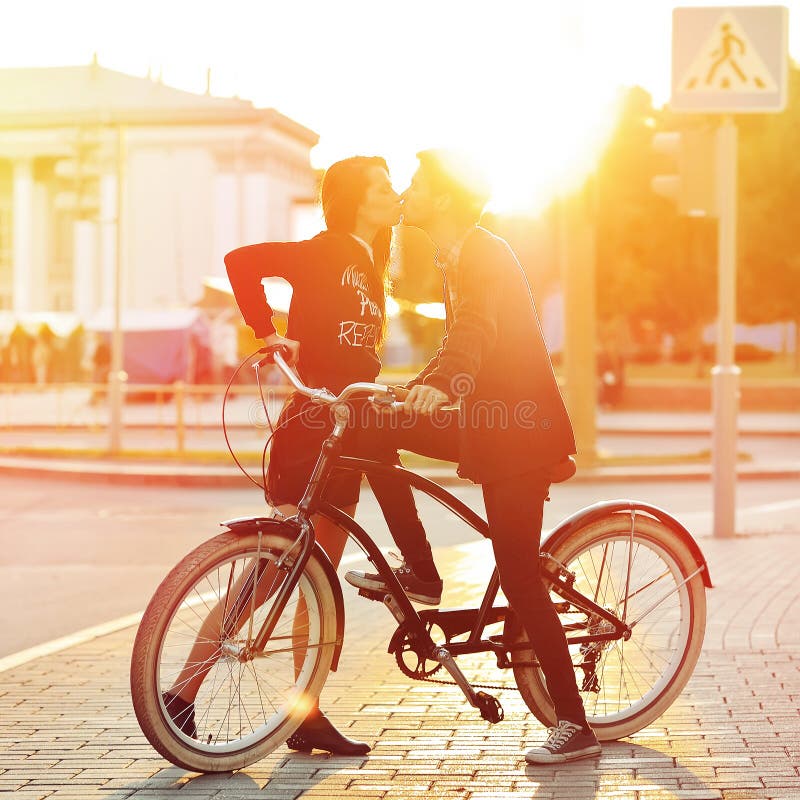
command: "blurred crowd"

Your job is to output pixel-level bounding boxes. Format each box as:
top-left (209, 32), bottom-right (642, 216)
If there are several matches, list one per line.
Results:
top-left (0, 323), bottom-right (95, 384)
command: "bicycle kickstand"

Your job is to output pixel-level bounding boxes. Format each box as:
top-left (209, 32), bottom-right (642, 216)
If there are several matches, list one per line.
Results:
top-left (431, 646), bottom-right (504, 724)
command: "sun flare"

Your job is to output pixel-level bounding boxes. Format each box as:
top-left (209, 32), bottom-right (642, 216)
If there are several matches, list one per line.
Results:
top-left (308, 4), bottom-right (633, 217)
top-left (9, 1), bottom-right (787, 218)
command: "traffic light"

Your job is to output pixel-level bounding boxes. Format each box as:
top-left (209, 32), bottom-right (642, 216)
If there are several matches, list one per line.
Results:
top-left (54, 131), bottom-right (103, 221)
top-left (651, 128), bottom-right (717, 217)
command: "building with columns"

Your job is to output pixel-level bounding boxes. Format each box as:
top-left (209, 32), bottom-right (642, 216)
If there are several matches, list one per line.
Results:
top-left (0, 62), bottom-right (319, 325)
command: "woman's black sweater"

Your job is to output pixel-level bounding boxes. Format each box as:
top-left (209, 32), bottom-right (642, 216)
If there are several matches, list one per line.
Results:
top-left (224, 231), bottom-right (383, 394)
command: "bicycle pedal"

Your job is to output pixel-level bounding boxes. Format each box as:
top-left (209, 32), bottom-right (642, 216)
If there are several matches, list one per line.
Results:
top-left (475, 691), bottom-right (504, 724)
top-left (357, 588), bottom-right (387, 603)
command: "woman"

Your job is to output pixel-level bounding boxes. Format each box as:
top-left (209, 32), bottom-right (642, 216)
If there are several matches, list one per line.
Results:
top-left (163, 156), bottom-right (400, 756)
top-left (228, 156), bottom-right (398, 534)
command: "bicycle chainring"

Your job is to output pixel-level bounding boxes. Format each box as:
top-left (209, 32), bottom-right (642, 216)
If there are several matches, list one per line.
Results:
top-left (393, 622), bottom-right (444, 680)
top-left (391, 623), bottom-right (516, 692)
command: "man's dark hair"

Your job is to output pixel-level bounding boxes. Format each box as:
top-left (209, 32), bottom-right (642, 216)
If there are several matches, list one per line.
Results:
top-left (416, 149), bottom-right (491, 224)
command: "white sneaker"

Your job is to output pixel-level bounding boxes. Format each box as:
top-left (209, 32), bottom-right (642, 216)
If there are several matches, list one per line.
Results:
top-left (525, 720), bottom-right (601, 764)
top-left (345, 562), bottom-right (442, 605)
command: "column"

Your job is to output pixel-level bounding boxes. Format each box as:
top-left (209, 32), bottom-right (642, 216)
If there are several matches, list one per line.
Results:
top-left (99, 172), bottom-right (117, 312)
top-left (12, 158), bottom-right (34, 312)
top-left (560, 188), bottom-right (598, 465)
top-left (213, 170), bottom-right (237, 272)
top-left (72, 219), bottom-right (98, 317)
top-left (243, 164), bottom-right (268, 244)
top-left (234, 147), bottom-right (246, 245)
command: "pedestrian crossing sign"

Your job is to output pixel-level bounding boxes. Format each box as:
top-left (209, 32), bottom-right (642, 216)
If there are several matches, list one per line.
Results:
top-left (671, 6), bottom-right (788, 113)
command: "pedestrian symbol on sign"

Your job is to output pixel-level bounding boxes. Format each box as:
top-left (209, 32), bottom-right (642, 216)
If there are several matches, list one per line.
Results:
top-left (703, 23), bottom-right (747, 87)
top-left (678, 11), bottom-right (778, 94)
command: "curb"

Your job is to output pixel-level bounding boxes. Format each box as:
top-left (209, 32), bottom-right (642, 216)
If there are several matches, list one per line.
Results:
top-left (0, 456), bottom-right (798, 487)
top-left (6, 423), bottom-right (800, 437)
top-left (0, 457), bottom-right (255, 488)
top-left (0, 611), bottom-right (143, 675)
top-left (0, 550), bottom-right (378, 675)
top-left (598, 427), bottom-right (800, 438)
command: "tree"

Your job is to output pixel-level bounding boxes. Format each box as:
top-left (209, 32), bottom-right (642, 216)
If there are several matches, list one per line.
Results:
top-left (593, 87), bottom-right (721, 370)
top-left (595, 86), bottom-right (665, 326)
top-left (737, 62), bottom-right (800, 370)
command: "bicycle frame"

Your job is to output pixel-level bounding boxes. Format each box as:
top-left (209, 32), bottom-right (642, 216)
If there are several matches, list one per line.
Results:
top-left (328, 458), bottom-right (631, 652)
top-left (221, 351), bottom-right (674, 716)
top-left (226, 431), bottom-right (633, 679)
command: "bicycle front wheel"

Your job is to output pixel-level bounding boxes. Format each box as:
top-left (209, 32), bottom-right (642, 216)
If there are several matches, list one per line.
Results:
top-left (130, 525), bottom-right (339, 772)
top-left (506, 512), bottom-right (706, 742)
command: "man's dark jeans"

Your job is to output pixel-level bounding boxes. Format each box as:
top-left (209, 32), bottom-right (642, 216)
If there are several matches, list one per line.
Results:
top-left (353, 408), bottom-right (588, 728)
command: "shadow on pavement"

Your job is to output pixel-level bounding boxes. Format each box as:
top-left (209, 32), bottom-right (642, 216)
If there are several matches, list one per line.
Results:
top-left (103, 754), bottom-right (347, 798)
top-left (522, 741), bottom-right (716, 798)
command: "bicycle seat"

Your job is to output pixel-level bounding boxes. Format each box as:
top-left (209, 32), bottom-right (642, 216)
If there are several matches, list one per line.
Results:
top-left (548, 456), bottom-right (576, 483)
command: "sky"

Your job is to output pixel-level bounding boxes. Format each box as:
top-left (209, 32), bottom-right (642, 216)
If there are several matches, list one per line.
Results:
top-left (4, 0), bottom-right (799, 213)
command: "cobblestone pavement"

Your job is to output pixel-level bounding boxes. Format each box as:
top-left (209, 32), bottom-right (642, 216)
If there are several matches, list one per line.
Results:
top-left (1, 531), bottom-right (799, 799)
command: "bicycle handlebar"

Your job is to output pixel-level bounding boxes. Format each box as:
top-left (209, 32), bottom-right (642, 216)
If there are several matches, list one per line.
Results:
top-left (270, 349), bottom-right (404, 410)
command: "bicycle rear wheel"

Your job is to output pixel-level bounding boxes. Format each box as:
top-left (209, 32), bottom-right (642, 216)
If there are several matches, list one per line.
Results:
top-left (130, 525), bottom-right (338, 772)
top-left (506, 512), bottom-right (706, 741)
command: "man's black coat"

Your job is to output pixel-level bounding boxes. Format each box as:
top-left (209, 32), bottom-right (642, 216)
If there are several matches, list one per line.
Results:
top-left (408, 226), bottom-right (576, 483)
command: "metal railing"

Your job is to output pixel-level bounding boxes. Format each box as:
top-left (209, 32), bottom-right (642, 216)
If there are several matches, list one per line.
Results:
top-left (0, 380), bottom-right (293, 456)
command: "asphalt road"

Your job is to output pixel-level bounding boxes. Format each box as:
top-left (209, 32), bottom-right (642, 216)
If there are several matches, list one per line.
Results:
top-left (1, 473), bottom-right (799, 659)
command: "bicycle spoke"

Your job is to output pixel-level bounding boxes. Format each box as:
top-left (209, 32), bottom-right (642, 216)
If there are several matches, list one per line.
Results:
top-left (146, 531), bottom-right (337, 759)
top-left (556, 532), bottom-right (694, 719)
top-left (249, 660), bottom-right (296, 695)
top-left (172, 605), bottom-right (204, 636)
top-left (166, 643), bottom-right (223, 693)
top-left (629, 568), bottom-right (700, 627)
top-left (255, 640), bottom-right (340, 658)
top-left (623, 569), bottom-right (673, 606)
top-left (592, 542), bottom-right (609, 604)
top-left (246, 659), bottom-right (275, 721)
top-left (159, 634), bottom-right (220, 645)
top-left (196, 653), bottom-right (226, 740)
top-left (512, 518), bottom-right (705, 742)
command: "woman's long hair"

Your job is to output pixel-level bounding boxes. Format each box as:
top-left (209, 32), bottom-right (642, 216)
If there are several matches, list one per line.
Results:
top-left (320, 156), bottom-right (393, 345)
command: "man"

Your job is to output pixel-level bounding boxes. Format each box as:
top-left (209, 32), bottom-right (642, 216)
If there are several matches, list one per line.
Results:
top-left (346, 149), bottom-right (601, 764)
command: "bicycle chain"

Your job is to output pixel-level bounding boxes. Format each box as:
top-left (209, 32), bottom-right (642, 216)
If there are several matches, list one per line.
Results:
top-left (415, 673), bottom-right (518, 692)
top-left (393, 623), bottom-right (521, 692)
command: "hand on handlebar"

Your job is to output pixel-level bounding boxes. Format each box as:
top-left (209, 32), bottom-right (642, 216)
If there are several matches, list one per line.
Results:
top-left (268, 352), bottom-right (449, 415)
top-left (389, 385), bottom-right (410, 402)
top-left (405, 384), bottom-right (449, 415)
top-left (369, 385), bottom-right (408, 415)
top-left (263, 333), bottom-right (300, 366)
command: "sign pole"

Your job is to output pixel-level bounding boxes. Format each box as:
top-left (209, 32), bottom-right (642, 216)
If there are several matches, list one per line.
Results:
top-left (711, 115), bottom-right (740, 539)
top-left (669, 6), bottom-right (788, 538)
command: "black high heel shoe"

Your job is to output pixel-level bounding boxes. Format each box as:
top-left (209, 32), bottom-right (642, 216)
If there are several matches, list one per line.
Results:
top-left (162, 691), bottom-right (197, 739)
top-left (286, 709), bottom-right (371, 755)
